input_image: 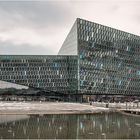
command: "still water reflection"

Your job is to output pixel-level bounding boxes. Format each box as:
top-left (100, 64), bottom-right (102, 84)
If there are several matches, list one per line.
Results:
top-left (0, 113), bottom-right (140, 139)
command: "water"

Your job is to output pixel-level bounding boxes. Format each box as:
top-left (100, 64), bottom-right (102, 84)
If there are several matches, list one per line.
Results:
top-left (0, 113), bottom-right (140, 139)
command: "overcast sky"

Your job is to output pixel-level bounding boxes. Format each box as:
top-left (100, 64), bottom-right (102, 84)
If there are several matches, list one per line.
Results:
top-left (0, 0), bottom-right (140, 55)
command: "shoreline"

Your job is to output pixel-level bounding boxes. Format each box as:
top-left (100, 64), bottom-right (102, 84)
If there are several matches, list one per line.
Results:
top-left (0, 101), bottom-right (117, 115)
top-left (0, 101), bottom-right (139, 115)
top-left (0, 108), bottom-right (117, 115)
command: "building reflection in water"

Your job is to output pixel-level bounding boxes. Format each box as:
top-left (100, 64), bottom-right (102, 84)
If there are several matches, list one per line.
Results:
top-left (0, 113), bottom-right (140, 139)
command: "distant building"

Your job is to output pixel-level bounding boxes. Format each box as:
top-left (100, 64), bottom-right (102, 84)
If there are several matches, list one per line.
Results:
top-left (0, 18), bottom-right (140, 99)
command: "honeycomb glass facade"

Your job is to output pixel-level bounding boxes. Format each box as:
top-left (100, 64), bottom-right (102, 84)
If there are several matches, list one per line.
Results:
top-left (0, 55), bottom-right (78, 94)
top-left (1, 18), bottom-right (140, 96)
top-left (77, 19), bottom-right (140, 95)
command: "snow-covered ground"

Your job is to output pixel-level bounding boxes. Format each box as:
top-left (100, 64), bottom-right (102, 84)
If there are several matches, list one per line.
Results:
top-left (0, 102), bottom-right (34, 110)
top-left (0, 101), bottom-right (111, 114)
top-left (0, 101), bottom-right (139, 114)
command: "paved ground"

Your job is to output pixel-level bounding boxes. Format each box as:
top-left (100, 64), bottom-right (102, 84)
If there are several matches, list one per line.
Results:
top-left (0, 101), bottom-right (112, 114)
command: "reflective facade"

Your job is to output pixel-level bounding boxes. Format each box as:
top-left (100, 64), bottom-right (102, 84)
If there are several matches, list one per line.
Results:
top-left (0, 55), bottom-right (78, 94)
top-left (1, 18), bottom-right (140, 96)
top-left (77, 19), bottom-right (140, 95)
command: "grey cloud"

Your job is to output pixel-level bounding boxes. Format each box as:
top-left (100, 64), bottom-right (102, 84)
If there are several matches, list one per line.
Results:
top-left (0, 0), bottom-right (140, 55)
top-left (0, 42), bottom-right (55, 55)
top-left (0, 1), bottom-right (75, 55)
top-left (110, 5), bottom-right (120, 12)
top-left (0, 1), bottom-right (73, 28)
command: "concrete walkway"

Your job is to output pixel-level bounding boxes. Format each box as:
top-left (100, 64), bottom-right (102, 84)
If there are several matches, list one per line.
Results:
top-left (0, 101), bottom-right (112, 115)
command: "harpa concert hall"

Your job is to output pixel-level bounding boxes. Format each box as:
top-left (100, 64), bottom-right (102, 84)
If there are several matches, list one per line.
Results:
top-left (0, 18), bottom-right (140, 101)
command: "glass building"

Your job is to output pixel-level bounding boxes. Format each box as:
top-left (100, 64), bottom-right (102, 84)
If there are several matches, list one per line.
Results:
top-left (59, 18), bottom-right (140, 96)
top-left (0, 55), bottom-right (78, 95)
top-left (1, 18), bottom-right (140, 98)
